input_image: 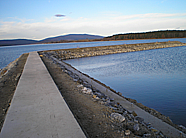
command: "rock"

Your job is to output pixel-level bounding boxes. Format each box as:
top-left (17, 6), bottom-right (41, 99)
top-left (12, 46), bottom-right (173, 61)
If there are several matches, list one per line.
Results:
top-left (110, 113), bottom-right (125, 123)
top-left (86, 88), bottom-right (93, 94)
top-left (110, 98), bottom-right (114, 101)
top-left (126, 114), bottom-right (134, 120)
top-left (133, 123), bottom-right (140, 131)
top-left (82, 87), bottom-right (92, 94)
top-left (93, 95), bottom-right (99, 100)
top-left (132, 111), bottom-right (138, 117)
top-left (113, 109), bottom-right (123, 114)
top-left (125, 130), bottom-right (130, 136)
top-left (134, 119), bottom-right (138, 123)
top-left (118, 92), bottom-right (122, 96)
top-left (73, 78), bottom-right (78, 82)
top-left (100, 101), bottom-right (105, 105)
top-left (15, 73), bottom-right (21, 80)
top-left (109, 106), bottom-right (118, 111)
top-left (93, 95), bottom-right (97, 99)
top-left (143, 133), bottom-right (151, 137)
top-left (159, 133), bottom-right (164, 137)
top-left (150, 127), bottom-right (158, 133)
top-left (108, 102), bottom-right (118, 107)
top-left (84, 83), bottom-right (92, 88)
top-left (82, 87), bottom-right (87, 91)
top-left (135, 116), bottom-right (144, 124)
top-left (92, 87), bottom-right (97, 92)
top-left (77, 84), bottom-right (83, 88)
top-left (94, 92), bottom-right (105, 99)
top-left (179, 125), bottom-right (186, 130)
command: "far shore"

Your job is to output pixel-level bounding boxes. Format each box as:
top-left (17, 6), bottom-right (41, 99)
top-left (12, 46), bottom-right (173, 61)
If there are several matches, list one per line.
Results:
top-left (1, 37), bottom-right (186, 47)
top-left (39, 41), bottom-right (186, 136)
top-left (1, 41), bottom-right (186, 137)
top-left (41, 41), bottom-right (186, 60)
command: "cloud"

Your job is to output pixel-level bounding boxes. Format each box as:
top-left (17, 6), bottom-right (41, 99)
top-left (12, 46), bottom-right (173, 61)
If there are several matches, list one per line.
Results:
top-left (0, 13), bottom-right (186, 40)
top-left (55, 14), bottom-right (65, 17)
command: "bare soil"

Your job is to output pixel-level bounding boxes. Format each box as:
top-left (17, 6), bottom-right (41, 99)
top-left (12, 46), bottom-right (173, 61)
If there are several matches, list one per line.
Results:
top-left (41, 55), bottom-right (130, 138)
top-left (0, 53), bottom-right (28, 132)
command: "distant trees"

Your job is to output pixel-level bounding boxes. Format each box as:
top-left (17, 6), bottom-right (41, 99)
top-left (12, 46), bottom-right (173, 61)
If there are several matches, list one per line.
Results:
top-left (103, 30), bottom-right (186, 40)
top-left (46, 30), bottom-right (186, 44)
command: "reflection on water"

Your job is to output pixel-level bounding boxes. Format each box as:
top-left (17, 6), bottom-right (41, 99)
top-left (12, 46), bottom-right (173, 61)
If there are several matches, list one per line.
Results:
top-left (65, 46), bottom-right (186, 126)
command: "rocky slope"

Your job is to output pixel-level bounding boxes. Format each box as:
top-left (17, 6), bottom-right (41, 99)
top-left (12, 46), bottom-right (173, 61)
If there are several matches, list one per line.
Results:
top-left (41, 41), bottom-right (186, 60)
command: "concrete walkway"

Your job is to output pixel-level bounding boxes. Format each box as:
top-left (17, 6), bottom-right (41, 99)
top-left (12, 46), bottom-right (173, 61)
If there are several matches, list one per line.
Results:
top-left (50, 56), bottom-right (186, 138)
top-left (0, 52), bottom-right (86, 138)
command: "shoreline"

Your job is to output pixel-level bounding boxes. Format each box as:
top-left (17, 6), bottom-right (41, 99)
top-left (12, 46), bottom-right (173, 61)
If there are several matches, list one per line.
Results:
top-left (41, 41), bottom-right (186, 60)
top-left (40, 54), bottom-right (183, 137)
top-left (39, 52), bottom-right (186, 137)
top-left (0, 41), bottom-right (186, 137)
top-left (0, 53), bottom-right (28, 132)
top-left (39, 41), bottom-right (186, 134)
top-left (41, 37), bottom-right (186, 45)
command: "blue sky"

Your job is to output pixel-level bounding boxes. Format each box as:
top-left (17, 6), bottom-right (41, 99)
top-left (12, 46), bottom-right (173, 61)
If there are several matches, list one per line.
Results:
top-left (0, 0), bottom-right (186, 40)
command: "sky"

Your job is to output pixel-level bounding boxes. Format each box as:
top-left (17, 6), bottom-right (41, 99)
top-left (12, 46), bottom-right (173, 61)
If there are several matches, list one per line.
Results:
top-left (0, 0), bottom-right (186, 40)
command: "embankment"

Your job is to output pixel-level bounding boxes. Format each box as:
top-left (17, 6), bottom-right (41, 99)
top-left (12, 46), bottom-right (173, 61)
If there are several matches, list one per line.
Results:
top-left (41, 41), bottom-right (186, 60)
top-left (0, 53), bottom-right (28, 131)
top-left (39, 41), bottom-right (186, 137)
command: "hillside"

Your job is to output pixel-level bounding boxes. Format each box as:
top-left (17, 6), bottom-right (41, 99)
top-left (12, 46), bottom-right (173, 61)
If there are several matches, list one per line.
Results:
top-left (1, 31), bottom-right (186, 46)
top-left (0, 39), bottom-right (38, 46)
top-left (40, 34), bottom-right (103, 43)
top-left (104, 30), bottom-right (186, 40)
top-left (0, 34), bottom-right (103, 46)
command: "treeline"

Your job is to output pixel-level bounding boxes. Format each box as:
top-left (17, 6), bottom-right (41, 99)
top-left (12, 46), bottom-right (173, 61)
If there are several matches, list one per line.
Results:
top-left (103, 30), bottom-right (186, 40)
top-left (45, 30), bottom-right (186, 44)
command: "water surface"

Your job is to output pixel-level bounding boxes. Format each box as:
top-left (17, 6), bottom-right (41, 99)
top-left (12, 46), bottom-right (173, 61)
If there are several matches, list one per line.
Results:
top-left (1, 38), bottom-right (186, 69)
top-left (65, 46), bottom-right (186, 127)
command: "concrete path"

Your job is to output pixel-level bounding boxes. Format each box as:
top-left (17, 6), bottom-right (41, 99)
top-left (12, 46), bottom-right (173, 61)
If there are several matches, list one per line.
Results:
top-left (0, 52), bottom-right (86, 138)
top-left (50, 56), bottom-right (186, 138)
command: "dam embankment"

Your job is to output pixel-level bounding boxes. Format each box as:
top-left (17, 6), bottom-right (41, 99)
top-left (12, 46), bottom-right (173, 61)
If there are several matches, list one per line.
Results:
top-left (1, 41), bottom-right (186, 137)
top-left (40, 41), bottom-right (186, 60)
top-left (39, 41), bottom-right (186, 137)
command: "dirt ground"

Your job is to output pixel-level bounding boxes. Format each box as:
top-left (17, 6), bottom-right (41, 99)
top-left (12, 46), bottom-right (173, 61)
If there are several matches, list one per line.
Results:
top-left (0, 53), bottom-right (28, 132)
top-left (41, 55), bottom-right (131, 138)
top-left (2, 51), bottom-right (185, 137)
top-left (0, 53), bottom-right (131, 137)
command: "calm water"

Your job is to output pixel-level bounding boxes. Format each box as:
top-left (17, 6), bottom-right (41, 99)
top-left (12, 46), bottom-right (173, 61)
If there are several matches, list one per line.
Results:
top-left (1, 38), bottom-right (186, 126)
top-left (1, 38), bottom-right (186, 69)
top-left (65, 45), bottom-right (186, 127)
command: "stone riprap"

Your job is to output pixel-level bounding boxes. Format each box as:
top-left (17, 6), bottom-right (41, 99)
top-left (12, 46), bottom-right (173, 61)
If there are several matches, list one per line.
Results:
top-left (39, 54), bottom-right (186, 137)
top-left (39, 41), bottom-right (186, 137)
top-left (41, 41), bottom-right (186, 60)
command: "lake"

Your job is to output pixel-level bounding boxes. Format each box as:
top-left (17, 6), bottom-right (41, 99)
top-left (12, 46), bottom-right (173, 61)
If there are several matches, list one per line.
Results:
top-left (1, 38), bottom-right (186, 127)
top-left (1, 38), bottom-right (186, 69)
top-left (65, 44), bottom-right (186, 127)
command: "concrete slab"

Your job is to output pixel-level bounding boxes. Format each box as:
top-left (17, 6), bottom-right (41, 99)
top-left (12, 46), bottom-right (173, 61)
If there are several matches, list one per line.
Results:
top-left (50, 56), bottom-right (186, 138)
top-left (0, 52), bottom-right (86, 138)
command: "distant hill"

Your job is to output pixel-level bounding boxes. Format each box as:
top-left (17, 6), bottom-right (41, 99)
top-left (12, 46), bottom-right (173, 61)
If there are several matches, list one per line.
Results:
top-left (0, 39), bottom-right (38, 46)
top-left (40, 34), bottom-right (104, 43)
top-left (0, 34), bottom-right (104, 46)
top-left (1, 31), bottom-right (186, 46)
top-left (104, 30), bottom-right (186, 40)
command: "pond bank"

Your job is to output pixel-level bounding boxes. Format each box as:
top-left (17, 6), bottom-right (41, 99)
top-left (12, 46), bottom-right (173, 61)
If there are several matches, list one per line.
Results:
top-left (41, 41), bottom-right (186, 60)
top-left (0, 53), bottom-right (28, 132)
top-left (39, 41), bottom-right (186, 137)
top-left (1, 41), bottom-right (185, 137)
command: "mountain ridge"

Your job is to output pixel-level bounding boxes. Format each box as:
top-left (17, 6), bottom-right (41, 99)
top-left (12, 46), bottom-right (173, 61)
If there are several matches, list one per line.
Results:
top-left (0, 34), bottom-right (104, 46)
top-left (1, 30), bottom-right (186, 46)
top-left (41, 34), bottom-right (104, 43)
